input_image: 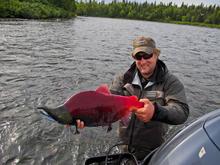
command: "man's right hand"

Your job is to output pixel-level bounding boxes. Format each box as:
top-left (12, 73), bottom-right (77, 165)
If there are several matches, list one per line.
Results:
top-left (76, 119), bottom-right (85, 129)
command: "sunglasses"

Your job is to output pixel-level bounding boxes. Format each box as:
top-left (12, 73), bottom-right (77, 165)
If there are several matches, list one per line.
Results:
top-left (134, 53), bottom-right (153, 60)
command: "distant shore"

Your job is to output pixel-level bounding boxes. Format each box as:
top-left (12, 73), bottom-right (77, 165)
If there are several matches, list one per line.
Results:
top-left (1, 17), bottom-right (219, 29)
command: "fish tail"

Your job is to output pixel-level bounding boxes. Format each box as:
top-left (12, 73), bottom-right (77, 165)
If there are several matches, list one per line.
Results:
top-left (130, 95), bottom-right (138, 100)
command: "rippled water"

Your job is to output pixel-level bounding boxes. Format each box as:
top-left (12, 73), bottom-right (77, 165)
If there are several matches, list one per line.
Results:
top-left (0, 17), bottom-right (220, 164)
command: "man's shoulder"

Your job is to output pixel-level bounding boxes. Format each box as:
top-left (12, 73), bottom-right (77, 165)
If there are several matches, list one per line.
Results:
top-left (114, 72), bottom-right (125, 80)
top-left (164, 71), bottom-right (184, 89)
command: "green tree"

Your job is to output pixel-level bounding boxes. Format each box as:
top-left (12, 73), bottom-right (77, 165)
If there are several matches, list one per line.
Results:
top-left (1, 0), bottom-right (77, 18)
top-left (120, 9), bottom-right (126, 18)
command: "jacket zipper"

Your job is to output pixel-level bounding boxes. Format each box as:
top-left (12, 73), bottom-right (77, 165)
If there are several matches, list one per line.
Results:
top-left (129, 89), bottom-right (143, 150)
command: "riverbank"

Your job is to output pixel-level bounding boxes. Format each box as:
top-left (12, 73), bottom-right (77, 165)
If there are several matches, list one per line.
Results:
top-left (1, 16), bottom-right (219, 29)
top-left (169, 21), bottom-right (220, 28)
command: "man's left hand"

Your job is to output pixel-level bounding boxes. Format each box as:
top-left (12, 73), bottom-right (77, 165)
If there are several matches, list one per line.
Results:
top-left (135, 99), bottom-right (155, 122)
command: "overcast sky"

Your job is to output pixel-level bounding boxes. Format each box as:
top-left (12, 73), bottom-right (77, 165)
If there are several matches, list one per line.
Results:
top-left (93, 0), bottom-right (220, 6)
top-left (135, 0), bottom-right (220, 6)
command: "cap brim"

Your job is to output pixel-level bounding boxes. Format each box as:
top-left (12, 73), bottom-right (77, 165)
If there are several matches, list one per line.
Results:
top-left (131, 47), bottom-right (154, 57)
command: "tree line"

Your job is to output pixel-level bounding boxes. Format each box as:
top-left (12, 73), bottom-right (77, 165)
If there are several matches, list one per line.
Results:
top-left (75, 0), bottom-right (220, 26)
top-left (0, 0), bottom-right (77, 19)
top-left (1, 0), bottom-right (220, 27)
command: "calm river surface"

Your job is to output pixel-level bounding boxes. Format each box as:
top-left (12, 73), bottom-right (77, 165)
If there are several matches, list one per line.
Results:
top-left (0, 17), bottom-right (220, 164)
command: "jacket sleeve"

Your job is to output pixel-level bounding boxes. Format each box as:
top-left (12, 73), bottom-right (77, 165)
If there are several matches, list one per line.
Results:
top-left (109, 73), bottom-right (125, 95)
top-left (151, 74), bottom-right (189, 125)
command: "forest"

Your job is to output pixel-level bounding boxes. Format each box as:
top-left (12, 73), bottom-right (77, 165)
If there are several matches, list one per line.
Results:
top-left (0, 0), bottom-right (77, 19)
top-left (0, 0), bottom-right (220, 28)
top-left (75, 1), bottom-right (220, 27)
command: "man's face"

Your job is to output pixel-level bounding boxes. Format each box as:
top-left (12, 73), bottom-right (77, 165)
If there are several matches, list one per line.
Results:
top-left (135, 52), bottom-right (158, 78)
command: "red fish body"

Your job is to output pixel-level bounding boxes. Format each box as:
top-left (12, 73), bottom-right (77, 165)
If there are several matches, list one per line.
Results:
top-left (38, 84), bottom-right (144, 133)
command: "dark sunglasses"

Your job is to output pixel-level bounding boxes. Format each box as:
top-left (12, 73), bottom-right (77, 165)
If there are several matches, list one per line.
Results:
top-left (134, 53), bottom-right (153, 60)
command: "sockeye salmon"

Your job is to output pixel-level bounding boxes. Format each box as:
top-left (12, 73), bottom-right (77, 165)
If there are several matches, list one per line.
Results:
top-left (38, 84), bottom-right (144, 134)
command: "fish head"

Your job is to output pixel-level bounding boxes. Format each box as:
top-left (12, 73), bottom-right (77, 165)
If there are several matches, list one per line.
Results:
top-left (38, 106), bottom-right (74, 125)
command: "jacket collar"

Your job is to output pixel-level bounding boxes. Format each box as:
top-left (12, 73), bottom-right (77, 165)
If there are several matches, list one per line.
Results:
top-left (132, 72), bottom-right (155, 90)
top-left (124, 59), bottom-right (167, 85)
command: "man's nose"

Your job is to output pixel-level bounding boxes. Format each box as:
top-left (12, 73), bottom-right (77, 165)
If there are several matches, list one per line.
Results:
top-left (140, 57), bottom-right (147, 63)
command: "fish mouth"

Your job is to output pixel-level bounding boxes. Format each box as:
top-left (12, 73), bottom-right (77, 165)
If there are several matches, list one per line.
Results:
top-left (38, 106), bottom-right (73, 125)
top-left (39, 110), bottom-right (58, 123)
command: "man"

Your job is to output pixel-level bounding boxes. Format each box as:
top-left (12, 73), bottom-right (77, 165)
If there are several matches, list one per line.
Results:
top-left (77, 36), bottom-right (189, 161)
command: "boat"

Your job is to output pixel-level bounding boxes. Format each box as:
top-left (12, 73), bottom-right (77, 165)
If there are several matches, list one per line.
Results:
top-left (84, 108), bottom-right (220, 165)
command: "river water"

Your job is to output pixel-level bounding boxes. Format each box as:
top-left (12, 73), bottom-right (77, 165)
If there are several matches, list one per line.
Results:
top-left (0, 17), bottom-right (220, 164)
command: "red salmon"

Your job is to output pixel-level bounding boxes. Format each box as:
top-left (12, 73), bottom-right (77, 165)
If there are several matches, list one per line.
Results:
top-left (38, 84), bottom-right (144, 134)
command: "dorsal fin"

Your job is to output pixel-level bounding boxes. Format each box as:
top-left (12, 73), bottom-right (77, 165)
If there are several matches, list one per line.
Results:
top-left (96, 84), bottom-right (111, 94)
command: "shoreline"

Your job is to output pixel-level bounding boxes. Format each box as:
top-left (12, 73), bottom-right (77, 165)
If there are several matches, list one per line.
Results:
top-left (1, 16), bottom-right (219, 29)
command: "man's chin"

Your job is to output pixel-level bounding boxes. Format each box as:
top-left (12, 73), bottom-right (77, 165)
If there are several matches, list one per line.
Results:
top-left (141, 71), bottom-right (153, 78)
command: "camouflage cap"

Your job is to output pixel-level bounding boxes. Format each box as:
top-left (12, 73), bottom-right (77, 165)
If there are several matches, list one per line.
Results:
top-left (131, 36), bottom-right (156, 57)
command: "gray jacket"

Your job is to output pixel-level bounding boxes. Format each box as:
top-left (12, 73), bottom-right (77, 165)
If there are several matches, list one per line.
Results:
top-left (109, 60), bottom-right (189, 155)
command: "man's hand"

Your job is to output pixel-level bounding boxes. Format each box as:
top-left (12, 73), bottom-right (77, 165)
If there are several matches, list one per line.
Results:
top-left (135, 99), bottom-right (155, 122)
top-left (76, 119), bottom-right (85, 129)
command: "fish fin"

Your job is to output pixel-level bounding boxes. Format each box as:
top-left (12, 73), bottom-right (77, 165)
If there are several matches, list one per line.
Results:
top-left (103, 124), bottom-right (112, 133)
top-left (74, 126), bottom-right (80, 135)
top-left (96, 84), bottom-right (111, 94)
top-left (40, 111), bottom-right (58, 123)
top-left (66, 125), bottom-right (78, 134)
top-left (121, 111), bottom-right (133, 126)
top-left (69, 126), bottom-right (76, 134)
top-left (130, 95), bottom-right (138, 100)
